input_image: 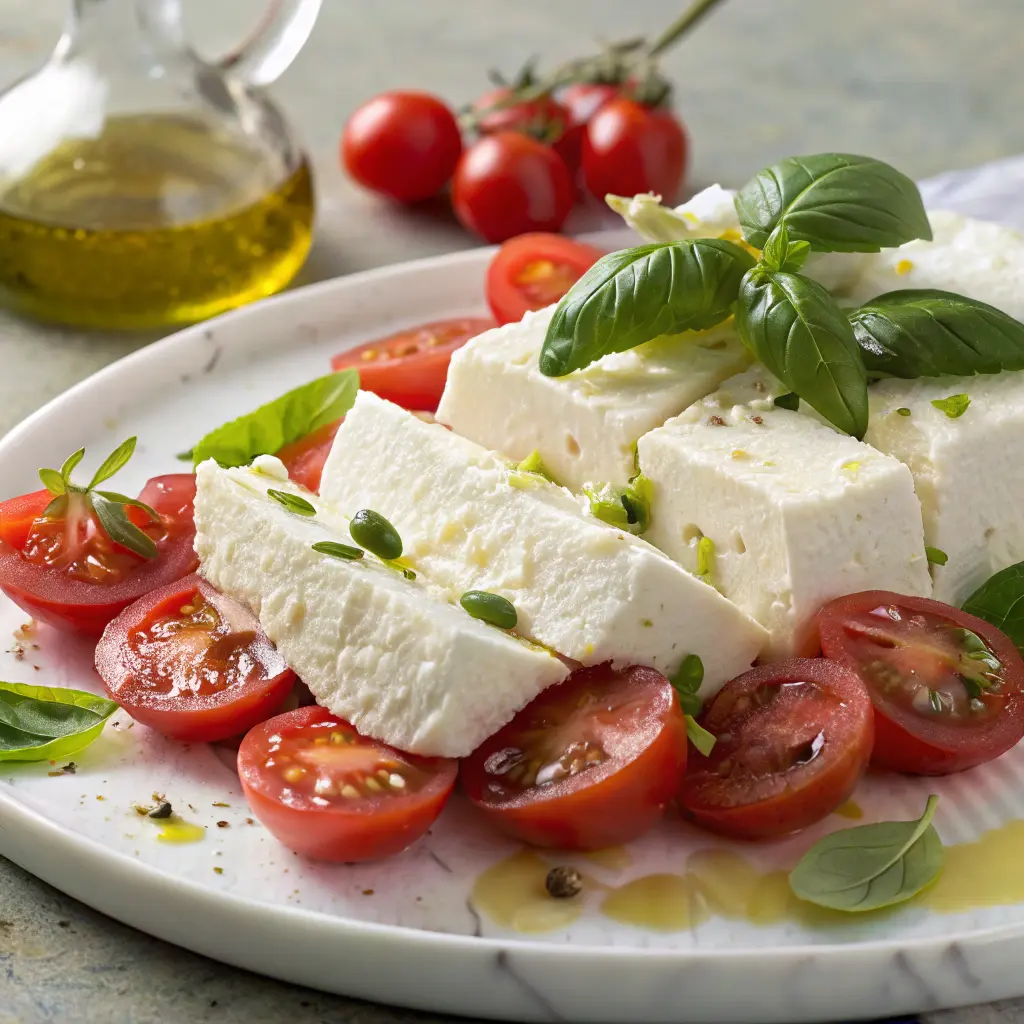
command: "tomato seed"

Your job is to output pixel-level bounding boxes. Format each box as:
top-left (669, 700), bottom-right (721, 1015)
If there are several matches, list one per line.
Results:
top-left (283, 766), bottom-right (305, 783)
top-left (360, 349), bottom-right (379, 361)
top-left (389, 774), bottom-right (406, 789)
top-left (341, 784), bottom-right (360, 799)
top-left (329, 731), bottom-right (349, 744)
top-left (365, 777), bottom-right (382, 792)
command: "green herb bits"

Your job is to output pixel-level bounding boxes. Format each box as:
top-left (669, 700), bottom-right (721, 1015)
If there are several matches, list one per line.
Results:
top-left (349, 509), bottom-right (403, 561)
top-left (460, 590), bottom-right (518, 630)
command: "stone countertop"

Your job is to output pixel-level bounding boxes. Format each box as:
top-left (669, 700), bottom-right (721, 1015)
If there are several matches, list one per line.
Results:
top-left (3, 0), bottom-right (1024, 1020)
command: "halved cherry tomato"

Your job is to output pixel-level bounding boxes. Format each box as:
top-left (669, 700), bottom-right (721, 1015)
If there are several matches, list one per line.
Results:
top-left (275, 419), bottom-right (343, 493)
top-left (818, 591), bottom-right (1024, 775)
top-left (472, 87), bottom-right (569, 138)
top-left (0, 474), bottom-right (198, 635)
top-left (96, 574), bottom-right (295, 743)
top-left (0, 489), bottom-right (51, 550)
top-left (679, 659), bottom-right (873, 840)
top-left (461, 664), bottom-right (687, 850)
top-left (238, 705), bottom-right (457, 861)
top-left (330, 317), bottom-right (494, 412)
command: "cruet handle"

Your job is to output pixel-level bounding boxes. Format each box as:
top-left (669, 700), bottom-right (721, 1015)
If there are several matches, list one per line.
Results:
top-left (217, 0), bottom-right (323, 87)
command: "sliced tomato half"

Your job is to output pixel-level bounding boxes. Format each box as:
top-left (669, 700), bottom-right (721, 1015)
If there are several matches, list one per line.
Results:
top-left (238, 705), bottom-right (458, 861)
top-left (275, 419), bottom-right (343, 493)
top-left (0, 489), bottom-right (51, 550)
top-left (818, 590), bottom-right (1024, 775)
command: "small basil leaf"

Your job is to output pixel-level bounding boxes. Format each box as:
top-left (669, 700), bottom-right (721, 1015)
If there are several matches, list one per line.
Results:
top-left (191, 370), bottom-right (359, 469)
top-left (93, 492), bottom-right (159, 522)
top-left (963, 561), bottom-right (1024, 655)
top-left (735, 153), bottom-right (932, 253)
top-left (685, 715), bottom-right (716, 757)
top-left (88, 437), bottom-right (137, 489)
top-left (925, 546), bottom-right (948, 567)
top-left (789, 795), bottom-right (943, 912)
top-left (0, 681), bottom-right (118, 761)
top-left (850, 289), bottom-right (1024, 379)
top-left (670, 654), bottom-right (704, 717)
top-left (735, 267), bottom-right (869, 438)
top-left (759, 223), bottom-right (811, 274)
top-left (931, 393), bottom-right (970, 419)
top-left (38, 468), bottom-right (66, 496)
top-left (59, 447), bottom-right (86, 485)
top-left (774, 392), bottom-right (800, 411)
top-left (91, 494), bottom-right (158, 559)
top-left (176, 449), bottom-right (194, 462)
top-left (539, 239), bottom-right (755, 377)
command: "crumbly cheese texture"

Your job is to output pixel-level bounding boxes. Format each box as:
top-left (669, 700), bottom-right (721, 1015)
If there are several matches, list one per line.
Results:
top-left (638, 367), bottom-right (932, 657)
top-left (436, 308), bottom-right (752, 490)
top-left (320, 392), bottom-right (766, 690)
top-left (866, 372), bottom-right (1024, 605)
top-left (193, 458), bottom-right (567, 757)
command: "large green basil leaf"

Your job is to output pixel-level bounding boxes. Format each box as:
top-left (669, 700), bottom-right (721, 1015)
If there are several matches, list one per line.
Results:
top-left (962, 561), bottom-right (1024, 655)
top-left (850, 289), bottom-right (1024, 378)
top-left (191, 370), bottom-right (359, 468)
top-left (538, 239), bottom-right (755, 377)
top-left (734, 153), bottom-right (932, 252)
top-left (0, 682), bottom-right (118, 762)
top-left (734, 267), bottom-right (869, 438)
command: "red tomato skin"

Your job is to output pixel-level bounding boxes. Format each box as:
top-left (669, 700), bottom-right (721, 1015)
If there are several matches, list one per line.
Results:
top-left (818, 591), bottom-right (1024, 775)
top-left (555, 83), bottom-right (621, 173)
top-left (473, 88), bottom-right (568, 137)
top-left (679, 659), bottom-right (874, 841)
top-left (0, 474), bottom-right (198, 635)
top-left (275, 419), bottom-right (342, 493)
top-left (342, 91), bottom-right (462, 203)
top-left (486, 233), bottom-right (604, 325)
top-left (95, 574), bottom-right (296, 743)
top-left (238, 706), bottom-right (458, 862)
top-left (330, 317), bottom-right (494, 412)
top-left (452, 133), bottom-right (575, 244)
top-left (582, 99), bottom-right (688, 203)
top-left (461, 665), bottom-right (688, 851)
top-left (0, 489), bottom-right (51, 550)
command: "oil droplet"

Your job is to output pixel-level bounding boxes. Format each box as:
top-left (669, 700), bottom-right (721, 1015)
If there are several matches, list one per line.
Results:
top-left (600, 874), bottom-right (709, 932)
top-left (471, 851), bottom-right (583, 933)
top-left (834, 800), bottom-right (864, 820)
top-left (922, 820), bottom-right (1024, 913)
top-left (155, 815), bottom-right (206, 844)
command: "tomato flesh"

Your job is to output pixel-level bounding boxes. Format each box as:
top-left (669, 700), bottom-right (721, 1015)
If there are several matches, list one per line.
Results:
top-left (0, 489), bottom-right (51, 550)
top-left (461, 664), bottom-right (687, 850)
top-left (679, 659), bottom-right (873, 840)
top-left (818, 591), bottom-right (1024, 774)
top-left (275, 418), bottom-right (342, 493)
top-left (486, 233), bottom-right (604, 325)
top-left (239, 705), bottom-right (457, 861)
top-left (96, 573), bottom-right (295, 742)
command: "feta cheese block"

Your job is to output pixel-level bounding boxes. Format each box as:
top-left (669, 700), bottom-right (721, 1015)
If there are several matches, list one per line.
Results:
top-left (193, 457), bottom-right (568, 758)
top-left (638, 367), bottom-right (932, 658)
top-left (320, 392), bottom-right (767, 691)
top-left (866, 371), bottom-right (1024, 606)
top-left (436, 307), bottom-right (752, 490)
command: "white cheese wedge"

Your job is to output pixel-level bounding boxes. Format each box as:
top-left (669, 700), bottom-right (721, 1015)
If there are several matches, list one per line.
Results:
top-left (193, 457), bottom-right (568, 758)
top-left (865, 372), bottom-right (1024, 606)
top-left (638, 367), bottom-right (932, 657)
top-left (436, 308), bottom-right (752, 491)
top-left (320, 392), bottom-right (767, 692)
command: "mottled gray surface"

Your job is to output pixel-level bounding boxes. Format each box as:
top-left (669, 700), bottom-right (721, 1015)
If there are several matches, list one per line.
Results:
top-left (3, 0), bottom-right (1024, 1021)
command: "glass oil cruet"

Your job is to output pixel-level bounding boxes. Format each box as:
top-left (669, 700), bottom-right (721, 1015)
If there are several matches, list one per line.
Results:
top-left (0, 0), bottom-right (321, 330)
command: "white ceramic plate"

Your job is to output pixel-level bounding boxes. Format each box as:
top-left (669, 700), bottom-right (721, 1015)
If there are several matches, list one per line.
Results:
top-left (3, 229), bottom-right (1024, 1024)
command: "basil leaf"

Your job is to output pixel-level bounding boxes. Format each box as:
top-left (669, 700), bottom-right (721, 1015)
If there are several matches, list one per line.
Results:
top-left (735, 267), bottom-right (869, 438)
top-left (789, 795), bottom-right (943, 912)
top-left (91, 494), bottom-right (158, 559)
top-left (0, 681), bottom-right (118, 761)
top-left (735, 153), bottom-right (932, 252)
top-left (60, 447), bottom-right (85, 485)
top-left (685, 715), bottom-right (716, 757)
top-left (93, 492), bottom-right (159, 522)
top-left (38, 468), bottom-right (66, 496)
top-left (670, 654), bottom-right (704, 717)
top-left (963, 561), bottom-right (1024, 655)
top-left (88, 437), bottom-right (137, 489)
top-left (850, 289), bottom-right (1024, 379)
top-left (931, 393), bottom-right (970, 419)
top-left (759, 223), bottom-right (811, 274)
top-left (539, 239), bottom-right (755, 377)
top-left (774, 392), bottom-right (800, 411)
top-left (925, 546), bottom-right (948, 567)
top-left (190, 370), bottom-right (359, 469)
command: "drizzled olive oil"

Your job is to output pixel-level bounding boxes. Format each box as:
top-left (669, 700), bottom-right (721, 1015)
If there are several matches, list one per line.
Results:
top-left (0, 114), bottom-right (314, 330)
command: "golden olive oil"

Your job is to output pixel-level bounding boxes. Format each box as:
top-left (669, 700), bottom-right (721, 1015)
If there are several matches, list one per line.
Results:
top-left (0, 114), bottom-right (314, 330)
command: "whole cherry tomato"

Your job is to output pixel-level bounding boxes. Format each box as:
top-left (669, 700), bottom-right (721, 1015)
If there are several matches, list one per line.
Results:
top-left (342, 91), bottom-right (462, 203)
top-left (554, 83), bottom-right (622, 173)
top-left (472, 86), bottom-right (568, 137)
top-left (582, 98), bottom-right (688, 202)
top-left (452, 132), bottom-right (575, 243)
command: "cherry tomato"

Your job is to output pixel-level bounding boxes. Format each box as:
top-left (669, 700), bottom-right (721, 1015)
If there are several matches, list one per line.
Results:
top-left (330, 317), bottom-right (494, 412)
top-left (817, 591), bottom-right (1024, 775)
top-left (486, 233), bottom-right (604, 325)
top-left (461, 664), bottom-right (687, 850)
top-left (342, 91), bottom-right (462, 203)
top-left (472, 87), bottom-right (568, 137)
top-left (554, 83), bottom-right (621, 173)
top-left (275, 419), bottom-right (343, 494)
top-left (95, 574), bottom-right (295, 743)
top-left (0, 489), bottom-right (51, 550)
top-left (239, 705), bottom-right (457, 862)
top-left (679, 659), bottom-right (873, 840)
top-left (452, 132), bottom-right (575, 244)
top-left (0, 474), bottom-right (198, 635)
top-left (582, 98), bottom-right (688, 203)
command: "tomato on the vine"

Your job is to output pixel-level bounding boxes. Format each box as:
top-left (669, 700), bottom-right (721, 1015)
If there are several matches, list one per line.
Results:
top-left (342, 91), bottom-right (462, 203)
top-left (554, 83), bottom-right (621, 172)
top-left (472, 86), bottom-right (568, 138)
top-left (452, 132), bottom-right (575, 243)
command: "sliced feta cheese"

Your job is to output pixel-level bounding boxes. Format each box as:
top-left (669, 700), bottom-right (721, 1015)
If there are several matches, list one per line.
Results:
top-left (436, 308), bottom-right (752, 490)
top-left (638, 367), bottom-right (932, 657)
top-left (866, 371), bottom-right (1024, 605)
top-left (193, 459), bottom-right (568, 758)
top-left (320, 392), bottom-right (767, 691)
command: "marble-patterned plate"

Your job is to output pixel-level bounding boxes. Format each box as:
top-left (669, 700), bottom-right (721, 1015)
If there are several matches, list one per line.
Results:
top-left (3, 225), bottom-right (1024, 1024)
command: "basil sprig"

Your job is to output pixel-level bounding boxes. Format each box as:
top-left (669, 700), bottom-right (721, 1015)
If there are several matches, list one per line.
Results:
top-left (963, 561), bottom-right (1024, 656)
top-left (734, 153), bottom-right (932, 253)
top-left (0, 681), bottom-right (118, 761)
top-left (789, 795), bottom-right (943, 912)
top-left (539, 239), bottom-right (754, 377)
